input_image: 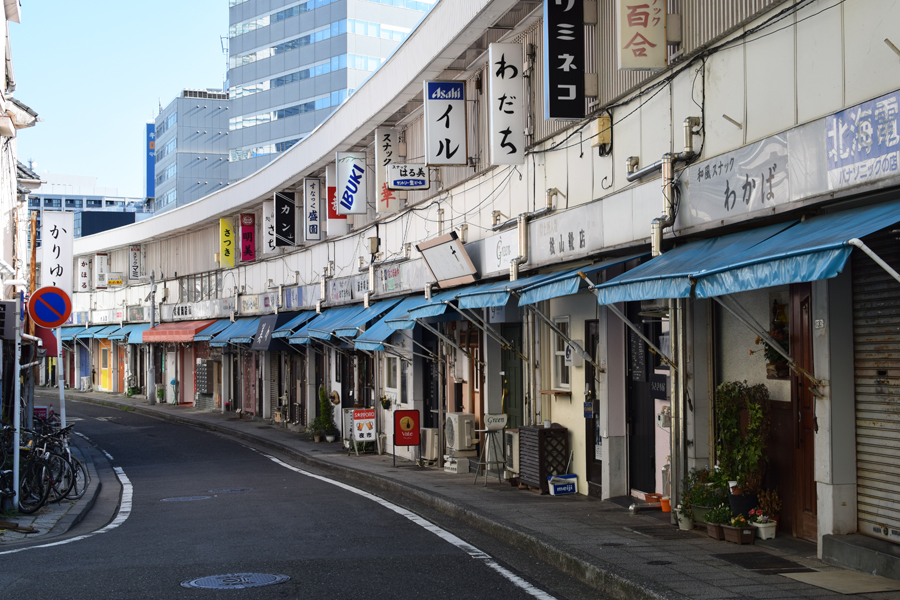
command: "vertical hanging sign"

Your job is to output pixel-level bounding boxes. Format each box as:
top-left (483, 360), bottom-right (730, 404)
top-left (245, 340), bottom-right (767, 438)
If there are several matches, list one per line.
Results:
top-left (129, 246), bottom-right (142, 280)
top-left (303, 178), bottom-right (322, 242)
top-left (275, 191), bottom-right (297, 246)
top-left (263, 200), bottom-right (277, 254)
top-left (618, 0), bottom-right (666, 70)
top-left (219, 218), bottom-right (235, 268)
top-left (94, 252), bottom-right (109, 290)
top-left (489, 43), bottom-right (526, 165)
top-left (336, 152), bottom-right (368, 215)
top-left (424, 81), bottom-right (467, 166)
top-left (240, 214), bottom-right (256, 262)
top-left (375, 128), bottom-right (400, 213)
top-left (543, 0), bottom-right (585, 120)
top-left (326, 164), bottom-right (348, 237)
top-left (77, 257), bottom-right (90, 292)
top-left (41, 211), bottom-right (74, 294)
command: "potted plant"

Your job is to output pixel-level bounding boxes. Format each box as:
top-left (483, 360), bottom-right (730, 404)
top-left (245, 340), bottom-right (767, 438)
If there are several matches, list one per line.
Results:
top-left (757, 488), bottom-right (782, 525)
top-left (715, 381), bottom-right (770, 517)
top-left (748, 508), bottom-right (777, 540)
top-left (704, 503), bottom-right (731, 540)
top-left (722, 514), bottom-right (755, 545)
top-left (318, 386), bottom-right (338, 442)
top-left (681, 467), bottom-right (727, 526)
top-left (674, 504), bottom-right (693, 530)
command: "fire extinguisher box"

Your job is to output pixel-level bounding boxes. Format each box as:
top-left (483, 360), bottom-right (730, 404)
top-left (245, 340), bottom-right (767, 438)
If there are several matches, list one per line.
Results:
top-left (547, 474), bottom-right (577, 496)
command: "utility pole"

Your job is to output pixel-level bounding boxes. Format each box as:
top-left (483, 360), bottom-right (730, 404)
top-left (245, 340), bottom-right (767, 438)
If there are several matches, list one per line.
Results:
top-left (147, 270), bottom-right (157, 405)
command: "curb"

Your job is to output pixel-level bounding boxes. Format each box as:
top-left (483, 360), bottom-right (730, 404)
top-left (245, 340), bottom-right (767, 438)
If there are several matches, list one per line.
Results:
top-left (49, 439), bottom-right (102, 536)
top-left (70, 394), bottom-right (681, 600)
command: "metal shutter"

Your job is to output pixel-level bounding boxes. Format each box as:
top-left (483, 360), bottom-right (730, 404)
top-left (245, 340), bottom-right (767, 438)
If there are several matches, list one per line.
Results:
top-left (853, 228), bottom-right (900, 544)
top-left (270, 352), bottom-right (280, 416)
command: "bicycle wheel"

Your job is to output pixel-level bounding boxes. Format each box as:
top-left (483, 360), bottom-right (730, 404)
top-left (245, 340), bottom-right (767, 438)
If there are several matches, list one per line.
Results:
top-left (18, 459), bottom-right (51, 514)
top-left (66, 457), bottom-right (89, 500)
top-left (47, 453), bottom-right (73, 502)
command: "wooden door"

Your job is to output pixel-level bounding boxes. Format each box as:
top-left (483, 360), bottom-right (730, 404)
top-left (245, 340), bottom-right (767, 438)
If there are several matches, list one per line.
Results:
top-left (790, 282), bottom-right (817, 541)
top-left (117, 345), bottom-right (125, 392)
top-left (584, 320), bottom-right (602, 497)
top-left (500, 324), bottom-right (524, 429)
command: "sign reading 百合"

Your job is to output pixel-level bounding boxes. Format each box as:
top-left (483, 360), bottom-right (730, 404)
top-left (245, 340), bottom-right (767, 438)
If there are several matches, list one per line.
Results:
top-left (42, 211), bottom-right (74, 295)
top-left (336, 152), bottom-right (368, 215)
top-left (542, 0), bottom-right (584, 120)
top-left (827, 89), bottom-right (900, 190)
top-left (687, 134), bottom-right (789, 223)
top-left (617, 0), bottom-right (666, 70)
top-left (424, 81), bottom-right (467, 166)
top-left (489, 43), bottom-right (525, 165)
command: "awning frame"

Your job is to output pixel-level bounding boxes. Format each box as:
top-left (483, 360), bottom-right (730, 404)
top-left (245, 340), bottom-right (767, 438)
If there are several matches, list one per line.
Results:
top-left (444, 301), bottom-right (528, 363)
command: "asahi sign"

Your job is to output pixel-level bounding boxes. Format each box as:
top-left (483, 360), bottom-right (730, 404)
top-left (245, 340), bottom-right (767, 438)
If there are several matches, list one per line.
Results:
top-left (424, 81), bottom-right (467, 166)
top-left (387, 164), bottom-right (429, 190)
top-left (129, 246), bottom-right (141, 280)
top-left (336, 152), bottom-right (368, 215)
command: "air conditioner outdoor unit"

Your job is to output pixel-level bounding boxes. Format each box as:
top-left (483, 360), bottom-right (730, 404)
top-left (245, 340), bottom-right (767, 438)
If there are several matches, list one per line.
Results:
top-left (420, 428), bottom-right (439, 461)
top-left (505, 429), bottom-right (519, 476)
top-left (445, 412), bottom-right (475, 451)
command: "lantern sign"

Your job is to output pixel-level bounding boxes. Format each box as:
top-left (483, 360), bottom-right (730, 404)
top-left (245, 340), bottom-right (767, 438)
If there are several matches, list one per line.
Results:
top-left (336, 152), bottom-right (368, 215)
top-left (387, 164), bottom-right (430, 190)
top-left (219, 218), bottom-right (235, 268)
top-left (424, 81), bottom-right (467, 166)
top-left (375, 128), bottom-right (400, 214)
top-left (41, 211), bottom-right (74, 295)
top-left (77, 257), bottom-right (90, 292)
top-left (274, 191), bottom-right (297, 246)
top-left (263, 200), bottom-right (277, 254)
top-left (240, 213), bottom-right (256, 262)
top-left (325, 164), bottom-right (348, 237)
top-left (618, 0), bottom-right (666, 70)
top-left (129, 246), bottom-right (142, 280)
top-left (489, 43), bottom-right (525, 165)
top-left (303, 178), bottom-right (322, 242)
top-left (94, 252), bottom-right (109, 290)
top-left (542, 0), bottom-right (585, 120)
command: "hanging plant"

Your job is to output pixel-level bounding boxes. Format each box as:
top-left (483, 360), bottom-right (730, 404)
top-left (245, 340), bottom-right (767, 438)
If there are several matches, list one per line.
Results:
top-left (715, 381), bottom-right (771, 494)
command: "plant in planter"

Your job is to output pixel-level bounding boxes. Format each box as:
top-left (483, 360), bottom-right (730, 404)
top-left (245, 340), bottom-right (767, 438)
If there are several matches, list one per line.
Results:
top-left (756, 488), bottom-right (782, 523)
top-left (722, 514), bottom-right (755, 545)
top-left (681, 467), bottom-right (727, 525)
top-left (318, 386), bottom-right (338, 442)
top-left (715, 381), bottom-right (771, 517)
top-left (379, 396), bottom-right (392, 410)
top-left (674, 504), bottom-right (693, 530)
top-left (704, 503), bottom-right (732, 540)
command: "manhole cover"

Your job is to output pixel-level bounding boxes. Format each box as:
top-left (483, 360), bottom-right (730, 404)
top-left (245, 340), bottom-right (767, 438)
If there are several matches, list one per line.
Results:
top-left (161, 496), bottom-right (212, 502)
top-left (181, 573), bottom-right (289, 590)
top-left (208, 488), bottom-right (253, 494)
top-left (647, 560), bottom-right (672, 565)
top-left (712, 552), bottom-right (816, 574)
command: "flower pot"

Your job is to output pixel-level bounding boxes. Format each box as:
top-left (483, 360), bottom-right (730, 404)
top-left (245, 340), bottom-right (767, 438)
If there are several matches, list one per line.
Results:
top-left (752, 521), bottom-right (777, 540)
top-left (722, 525), bottom-right (755, 545)
top-left (660, 497), bottom-right (671, 512)
top-left (706, 523), bottom-right (725, 540)
top-left (325, 434), bottom-right (336, 443)
top-left (675, 509), bottom-right (693, 530)
top-left (314, 434), bottom-right (323, 443)
top-left (691, 505), bottom-right (712, 525)
top-left (728, 491), bottom-right (758, 519)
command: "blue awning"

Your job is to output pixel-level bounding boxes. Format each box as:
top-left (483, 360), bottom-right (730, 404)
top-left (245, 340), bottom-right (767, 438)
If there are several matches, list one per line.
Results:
top-left (272, 311), bottom-right (316, 338)
top-left (355, 296), bottom-right (429, 351)
top-left (454, 274), bottom-right (553, 310)
top-left (210, 318), bottom-right (261, 347)
top-left (74, 325), bottom-right (108, 339)
top-left (127, 324), bottom-right (153, 344)
top-left (510, 254), bottom-right (647, 306)
top-left (94, 325), bottom-right (123, 340)
top-left (404, 288), bottom-right (462, 320)
top-left (193, 319), bottom-right (233, 342)
top-left (593, 223), bottom-right (795, 305)
top-left (693, 201), bottom-right (900, 298)
top-left (60, 326), bottom-right (84, 341)
top-left (333, 298), bottom-right (403, 338)
top-left (108, 324), bottom-right (141, 341)
top-left (305, 305), bottom-right (368, 340)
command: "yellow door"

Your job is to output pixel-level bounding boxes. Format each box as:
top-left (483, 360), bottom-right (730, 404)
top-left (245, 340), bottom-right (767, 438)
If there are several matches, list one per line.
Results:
top-left (100, 341), bottom-right (110, 391)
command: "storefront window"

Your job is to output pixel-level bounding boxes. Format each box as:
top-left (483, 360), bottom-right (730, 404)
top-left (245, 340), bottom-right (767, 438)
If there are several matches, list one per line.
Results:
top-left (385, 355), bottom-right (398, 390)
top-left (552, 317), bottom-right (570, 390)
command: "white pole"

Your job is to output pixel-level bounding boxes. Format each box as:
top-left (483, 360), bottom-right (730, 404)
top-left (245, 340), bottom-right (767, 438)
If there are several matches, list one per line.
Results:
top-left (57, 326), bottom-right (66, 428)
top-left (13, 292), bottom-right (21, 508)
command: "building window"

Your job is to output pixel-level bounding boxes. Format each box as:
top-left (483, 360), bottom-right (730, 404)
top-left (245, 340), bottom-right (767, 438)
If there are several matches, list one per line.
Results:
top-left (552, 317), bottom-right (570, 390)
top-left (105, 200), bottom-right (125, 207)
top-left (385, 355), bottom-right (398, 391)
top-left (86, 199), bottom-right (103, 208)
top-left (28, 197), bottom-right (39, 208)
top-left (65, 199), bottom-right (83, 209)
top-left (44, 198), bottom-right (61, 209)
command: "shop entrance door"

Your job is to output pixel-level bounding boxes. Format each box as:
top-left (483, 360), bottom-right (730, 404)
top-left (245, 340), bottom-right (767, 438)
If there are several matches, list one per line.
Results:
top-left (626, 302), bottom-right (657, 495)
top-left (584, 320), bottom-right (603, 497)
top-left (790, 282), bottom-right (817, 541)
top-left (242, 351), bottom-right (257, 415)
top-left (165, 351), bottom-right (176, 404)
top-left (100, 341), bottom-right (110, 391)
top-left (500, 323), bottom-right (523, 429)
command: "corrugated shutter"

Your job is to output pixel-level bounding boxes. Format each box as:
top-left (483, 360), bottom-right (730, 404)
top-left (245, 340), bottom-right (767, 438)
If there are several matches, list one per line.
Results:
top-left (270, 351), bottom-right (280, 416)
top-left (853, 227), bottom-right (900, 544)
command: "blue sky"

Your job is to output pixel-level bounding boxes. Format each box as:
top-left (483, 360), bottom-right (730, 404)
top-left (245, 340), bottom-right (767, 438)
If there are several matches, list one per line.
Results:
top-left (11, 0), bottom-right (226, 197)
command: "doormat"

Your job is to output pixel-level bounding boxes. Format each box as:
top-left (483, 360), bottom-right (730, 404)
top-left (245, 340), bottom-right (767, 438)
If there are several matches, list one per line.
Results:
top-left (712, 552), bottom-right (815, 574)
top-left (782, 571), bottom-right (900, 594)
top-left (625, 526), bottom-right (693, 540)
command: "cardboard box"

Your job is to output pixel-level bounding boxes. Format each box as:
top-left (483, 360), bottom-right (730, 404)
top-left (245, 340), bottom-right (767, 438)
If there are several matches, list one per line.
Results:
top-left (547, 474), bottom-right (577, 496)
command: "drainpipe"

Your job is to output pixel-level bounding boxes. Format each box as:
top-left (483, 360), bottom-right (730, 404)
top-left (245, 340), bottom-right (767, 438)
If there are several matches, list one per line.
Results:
top-left (510, 214), bottom-right (529, 281)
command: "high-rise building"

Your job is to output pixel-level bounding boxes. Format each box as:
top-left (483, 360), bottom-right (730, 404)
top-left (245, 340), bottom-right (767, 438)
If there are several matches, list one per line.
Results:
top-left (153, 89), bottom-right (230, 214)
top-left (226, 0), bottom-right (435, 180)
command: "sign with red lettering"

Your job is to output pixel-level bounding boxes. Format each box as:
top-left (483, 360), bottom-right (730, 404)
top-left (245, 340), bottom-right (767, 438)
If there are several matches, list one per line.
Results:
top-left (393, 409), bottom-right (420, 446)
top-left (353, 408), bottom-right (376, 442)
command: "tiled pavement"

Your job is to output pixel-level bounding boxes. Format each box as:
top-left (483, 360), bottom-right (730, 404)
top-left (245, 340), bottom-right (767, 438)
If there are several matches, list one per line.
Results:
top-left (27, 388), bottom-right (900, 600)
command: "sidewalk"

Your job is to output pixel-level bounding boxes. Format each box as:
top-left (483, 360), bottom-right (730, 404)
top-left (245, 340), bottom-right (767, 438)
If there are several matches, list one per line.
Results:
top-left (40, 388), bottom-right (900, 600)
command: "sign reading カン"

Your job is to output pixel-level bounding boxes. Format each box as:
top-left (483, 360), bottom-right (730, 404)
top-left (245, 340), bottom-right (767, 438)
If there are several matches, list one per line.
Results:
top-left (275, 191), bottom-right (297, 246)
top-left (336, 152), bottom-right (368, 215)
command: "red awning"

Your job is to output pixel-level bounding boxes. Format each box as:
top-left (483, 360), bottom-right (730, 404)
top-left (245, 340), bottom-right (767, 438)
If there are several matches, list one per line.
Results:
top-left (142, 320), bottom-right (218, 343)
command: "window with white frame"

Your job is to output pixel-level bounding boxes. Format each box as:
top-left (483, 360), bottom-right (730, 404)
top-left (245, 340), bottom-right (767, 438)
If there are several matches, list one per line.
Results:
top-left (385, 355), bottom-right (398, 391)
top-left (552, 316), bottom-right (571, 390)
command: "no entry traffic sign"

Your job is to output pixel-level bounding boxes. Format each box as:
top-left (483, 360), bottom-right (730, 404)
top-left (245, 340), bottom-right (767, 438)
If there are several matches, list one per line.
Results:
top-left (27, 286), bottom-right (72, 329)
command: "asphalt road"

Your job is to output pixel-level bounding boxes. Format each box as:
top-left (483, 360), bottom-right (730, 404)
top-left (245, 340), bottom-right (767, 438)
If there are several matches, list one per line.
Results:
top-left (1, 401), bottom-right (605, 599)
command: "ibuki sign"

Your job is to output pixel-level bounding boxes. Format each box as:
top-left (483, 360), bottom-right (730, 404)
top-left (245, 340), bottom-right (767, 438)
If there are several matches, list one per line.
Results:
top-left (375, 128), bottom-right (400, 213)
top-left (303, 178), bottom-right (322, 242)
top-left (489, 43), bottom-right (525, 165)
top-left (336, 152), bottom-right (368, 215)
top-left (424, 81), bottom-right (467, 166)
top-left (41, 211), bottom-right (74, 294)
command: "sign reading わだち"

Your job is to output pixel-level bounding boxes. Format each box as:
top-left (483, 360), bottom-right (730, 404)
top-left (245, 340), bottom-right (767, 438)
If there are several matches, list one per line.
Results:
top-left (424, 81), bottom-right (467, 166)
top-left (336, 152), bottom-right (368, 215)
top-left (129, 246), bottom-right (141, 280)
top-left (219, 218), bottom-right (235, 268)
top-left (489, 43), bottom-right (525, 165)
top-left (303, 178), bottom-right (322, 242)
top-left (41, 211), bottom-right (74, 295)
top-left (240, 213), bottom-right (256, 262)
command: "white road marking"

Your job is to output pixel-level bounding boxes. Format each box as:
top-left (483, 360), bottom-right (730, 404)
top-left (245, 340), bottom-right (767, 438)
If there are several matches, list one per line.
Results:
top-left (259, 452), bottom-right (556, 600)
top-left (0, 467), bottom-right (133, 556)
